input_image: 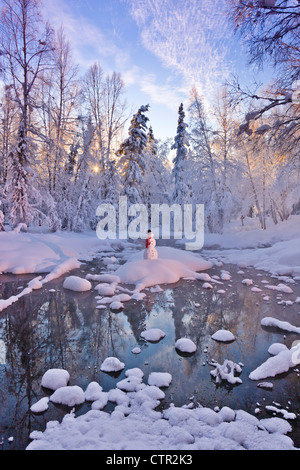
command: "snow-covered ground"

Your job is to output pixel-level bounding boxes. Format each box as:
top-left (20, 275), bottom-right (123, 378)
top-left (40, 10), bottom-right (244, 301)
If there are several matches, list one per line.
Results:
top-left (0, 216), bottom-right (300, 450)
top-left (202, 215), bottom-right (300, 277)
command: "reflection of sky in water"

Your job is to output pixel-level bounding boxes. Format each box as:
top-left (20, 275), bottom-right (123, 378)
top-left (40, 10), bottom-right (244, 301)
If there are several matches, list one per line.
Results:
top-left (0, 263), bottom-right (300, 449)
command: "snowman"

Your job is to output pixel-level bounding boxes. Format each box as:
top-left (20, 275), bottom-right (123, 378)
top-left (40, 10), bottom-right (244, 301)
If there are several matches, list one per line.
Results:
top-left (144, 230), bottom-right (158, 260)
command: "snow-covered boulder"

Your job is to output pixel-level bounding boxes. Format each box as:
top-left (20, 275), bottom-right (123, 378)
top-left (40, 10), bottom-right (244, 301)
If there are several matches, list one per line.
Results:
top-left (175, 338), bottom-right (197, 354)
top-left (211, 330), bottom-right (235, 342)
top-left (41, 369), bottom-right (70, 391)
top-left (140, 328), bottom-right (166, 342)
top-left (50, 385), bottom-right (85, 407)
top-left (100, 357), bottom-right (125, 373)
top-left (63, 276), bottom-right (92, 292)
top-left (148, 372), bottom-right (172, 388)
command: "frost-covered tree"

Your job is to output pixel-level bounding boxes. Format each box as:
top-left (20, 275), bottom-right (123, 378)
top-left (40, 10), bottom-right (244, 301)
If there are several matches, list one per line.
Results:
top-left (227, 0), bottom-right (300, 151)
top-left (0, 199), bottom-right (4, 230)
top-left (0, 0), bottom-right (54, 226)
top-left (171, 103), bottom-right (192, 204)
top-left (142, 127), bottom-right (170, 206)
top-left (117, 104), bottom-right (149, 204)
top-left (6, 123), bottom-right (32, 225)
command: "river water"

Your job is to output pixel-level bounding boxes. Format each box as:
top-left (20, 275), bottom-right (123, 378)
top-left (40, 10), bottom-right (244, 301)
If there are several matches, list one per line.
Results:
top-left (0, 244), bottom-right (299, 450)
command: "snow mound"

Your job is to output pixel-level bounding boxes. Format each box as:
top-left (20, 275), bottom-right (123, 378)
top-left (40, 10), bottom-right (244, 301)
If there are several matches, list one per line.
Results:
top-left (84, 382), bottom-right (103, 402)
top-left (249, 342), bottom-right (300, 381)
top-left (265, 283), bottom-right (294, 294)
top-left (63, 276), bottom-right (92, 292)
top-left (50, 386), bottom-right (85, 407)
top-left (261, 317), bottom-right (300, 334)
top-left (114, 246), bottom-right (213, 292)
top-left (100, 357), bottom-right (125, 373)
top-left (148, 372), bottom-right (172, 388)
top-left (175, 338), bottom-right (197, 353)
top-left (41, 369), bottom-right (70, 391)
top-left (30, 397), bottom-right (50, 414)
top-left (268, 343), bottom-right (288, 356)
top-left (140, 328), bottom-right (166, 342)
top-left (211, 330), bottom-right (235, 342)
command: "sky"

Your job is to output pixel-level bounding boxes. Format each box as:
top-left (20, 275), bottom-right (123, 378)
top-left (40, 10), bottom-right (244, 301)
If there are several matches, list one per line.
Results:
top-left (41, 0), bottom-right (272, 142)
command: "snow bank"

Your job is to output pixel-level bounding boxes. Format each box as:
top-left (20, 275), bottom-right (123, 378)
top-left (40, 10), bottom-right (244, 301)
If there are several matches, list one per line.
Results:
top-left (27, 369), bottom-right (299, 450)
top-left (0, 230), bottom-right (125, 313)
top-left (203, 216), bottom-right (300, 277)
top-left (0, 230), bottom-right (121, 275)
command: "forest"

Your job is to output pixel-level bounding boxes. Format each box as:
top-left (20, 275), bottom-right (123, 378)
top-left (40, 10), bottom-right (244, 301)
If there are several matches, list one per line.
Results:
top-left (0, 0), bottom-right (299, 236)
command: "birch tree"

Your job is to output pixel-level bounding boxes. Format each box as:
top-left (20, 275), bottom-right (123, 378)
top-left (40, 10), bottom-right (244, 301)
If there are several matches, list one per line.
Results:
top-left (0, 0), bottom-right (54, 225)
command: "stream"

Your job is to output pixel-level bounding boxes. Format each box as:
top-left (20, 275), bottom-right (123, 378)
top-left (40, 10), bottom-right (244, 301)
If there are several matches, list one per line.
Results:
top-left (0, 243), bottom-right (299, 450)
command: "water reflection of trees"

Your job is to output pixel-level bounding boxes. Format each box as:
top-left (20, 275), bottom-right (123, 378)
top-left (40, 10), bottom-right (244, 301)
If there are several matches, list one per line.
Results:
top-left (0, 282), bottom-right (147, 448)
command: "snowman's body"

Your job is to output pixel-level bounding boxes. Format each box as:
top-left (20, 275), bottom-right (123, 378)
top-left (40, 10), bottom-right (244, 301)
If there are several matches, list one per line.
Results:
top-left (144, 232), bottom-right (158, 260)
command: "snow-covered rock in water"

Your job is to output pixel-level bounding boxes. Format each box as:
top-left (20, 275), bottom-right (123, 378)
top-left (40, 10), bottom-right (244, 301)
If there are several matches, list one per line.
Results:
top-left (265, 283), bottom-right (293, 294)
top-left (84, 382), bottom-right (103, 402)
top-left (242, 279), bottom-right (253, 286)
top-left (63, 276), bottom-right (92, 292)
top-left (117, 375), bottom-right (143, 392)
top-left (28, 276), bottom-right (43, 290)
top-left (30, 397), bottom-right (50, 413)
top-left (50, 386), bottom-right (85, 407)
top-left (211, 329), bottom-right (235, 342)
top-left (109, 301), bottom-right (124, 311)
top-left (257, 382), bottom-right (273, 390)
top-left (100, 357), bottom-right (125, 373)
top-left (148, 372), bottom-right (172, 388)
top-left (175, 338), bottom-right (197, 353)
top-left (202, 282), bottom-right (213, 289)
top-left (220, 270), bottom-right (231, 281)
top-left (41, 369), bottom-right (70, 391)
top-left (249, 342), bottom-right (300, 380)
top-left (140, 328), bottom-right (166, 342)
top-left (210, 359), bottom-right (242, 385)
top-left (131, 347), bottom-right (141, 354)
top-left (265, 406), bottom-right (296, 421)
top-left (251, 286), bottom-right (262, 293)
top-left (125, 368), bottom-right (144, 378)
top-left (91, 393), bottom-right (108, 410)
top-left (261, 317), bottom-right (300, 334)
top-left (95, 284), bottom-right (116, 296)
top-left (268, 343), bottom-right (288, 356)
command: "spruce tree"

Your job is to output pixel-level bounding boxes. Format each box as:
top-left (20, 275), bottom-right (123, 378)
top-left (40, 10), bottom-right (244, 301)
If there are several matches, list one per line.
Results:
top-left (117, 105), bottom-right (149, 204)
top-left (171, 103), bottom-right (191, 204)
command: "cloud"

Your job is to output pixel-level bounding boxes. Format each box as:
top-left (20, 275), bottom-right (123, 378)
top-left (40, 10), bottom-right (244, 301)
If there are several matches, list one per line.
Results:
top-left (140, 73), bottom-right (188, 111)
top-left (42, 0), bottom-right (130, 71)
top-left (124, 0), bottom-right (234, 99)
